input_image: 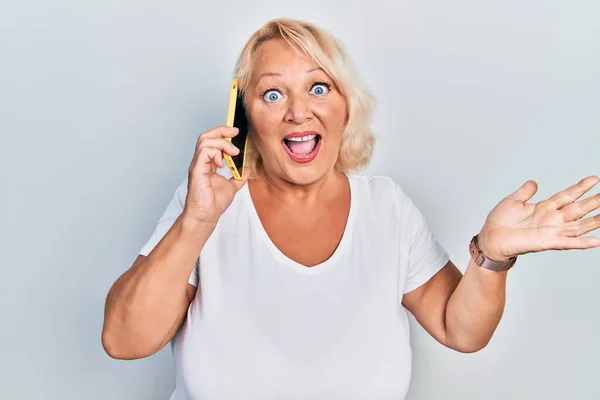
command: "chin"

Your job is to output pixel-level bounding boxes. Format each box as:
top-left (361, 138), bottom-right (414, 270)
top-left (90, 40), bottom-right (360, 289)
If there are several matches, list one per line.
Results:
top-left (282, 164), bottom-right (331, 186)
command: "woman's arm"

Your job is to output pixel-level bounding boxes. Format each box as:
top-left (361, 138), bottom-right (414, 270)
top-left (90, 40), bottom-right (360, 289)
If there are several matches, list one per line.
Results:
top-left (101, 215), bottom-right (213, 360)
top-left (403, 175), bottom-right (600, 353)
top-left (402, 258), bottom-right (506, 353)
top-left (102, 125), bottom-right (249, 360)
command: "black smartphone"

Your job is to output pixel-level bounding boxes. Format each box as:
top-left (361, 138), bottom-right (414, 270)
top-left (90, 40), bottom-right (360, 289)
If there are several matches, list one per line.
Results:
top-left (224, 78), bottom-right (250, 180)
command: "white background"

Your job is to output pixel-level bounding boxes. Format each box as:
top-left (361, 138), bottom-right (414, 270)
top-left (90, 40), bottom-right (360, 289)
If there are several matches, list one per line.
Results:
top-left (1, 0), bottom-right (599, 399)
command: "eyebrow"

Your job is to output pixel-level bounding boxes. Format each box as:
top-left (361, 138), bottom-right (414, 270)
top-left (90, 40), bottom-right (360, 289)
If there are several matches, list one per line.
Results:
top-left (255, 67), bottom-right (324, 83)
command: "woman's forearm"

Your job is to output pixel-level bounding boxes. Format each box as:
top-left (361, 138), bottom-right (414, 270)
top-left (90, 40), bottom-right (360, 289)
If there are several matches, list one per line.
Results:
top-left (102, 215), bottom-right (213, 359)
top-left (444, 257), bottom-right (509, 353)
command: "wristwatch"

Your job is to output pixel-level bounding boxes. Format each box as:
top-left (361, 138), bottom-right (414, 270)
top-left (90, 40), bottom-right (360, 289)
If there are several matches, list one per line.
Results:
top-left (469, 234), bottom-right (517, 272)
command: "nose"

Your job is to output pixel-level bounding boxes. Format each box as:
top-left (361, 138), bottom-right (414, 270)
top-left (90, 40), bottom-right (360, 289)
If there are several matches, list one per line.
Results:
top-left (284, 93), bottom-right (312, 125)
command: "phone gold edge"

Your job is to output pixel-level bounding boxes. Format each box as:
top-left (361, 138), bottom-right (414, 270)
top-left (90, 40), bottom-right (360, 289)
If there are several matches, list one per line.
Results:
top-left (224, 78), bottom-right (242, 180)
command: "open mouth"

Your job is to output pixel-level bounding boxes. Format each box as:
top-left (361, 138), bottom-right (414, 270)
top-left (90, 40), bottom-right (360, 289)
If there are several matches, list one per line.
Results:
top-left (282, 133), bottom-right (322, 163)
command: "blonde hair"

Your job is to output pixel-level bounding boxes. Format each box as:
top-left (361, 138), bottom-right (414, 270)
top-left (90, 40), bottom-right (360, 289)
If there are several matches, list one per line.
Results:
top-left (233, 18), bottom-right (376, 175)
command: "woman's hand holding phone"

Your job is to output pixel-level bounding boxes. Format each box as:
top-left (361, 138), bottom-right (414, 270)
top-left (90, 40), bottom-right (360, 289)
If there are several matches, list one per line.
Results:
top-left (182, 125), bottom-right (251, 226)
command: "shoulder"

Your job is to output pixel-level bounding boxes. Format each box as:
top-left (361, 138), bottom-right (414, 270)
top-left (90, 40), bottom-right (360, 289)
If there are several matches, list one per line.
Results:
top-left (349, 174), bottom-right (410, 213)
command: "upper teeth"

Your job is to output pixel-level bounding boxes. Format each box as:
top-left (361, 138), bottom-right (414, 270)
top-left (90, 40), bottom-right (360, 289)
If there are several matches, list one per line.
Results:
top-left (287, 134), bottom-right (317, 142)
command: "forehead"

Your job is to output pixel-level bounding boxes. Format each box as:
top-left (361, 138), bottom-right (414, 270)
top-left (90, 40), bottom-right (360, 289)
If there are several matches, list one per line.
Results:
top-left (252, 38), bottom-right (320, 76)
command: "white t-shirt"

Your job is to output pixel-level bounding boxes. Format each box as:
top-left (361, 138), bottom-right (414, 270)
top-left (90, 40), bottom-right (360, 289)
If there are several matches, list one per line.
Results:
top-left (139, 174), bottom-right (450, 400)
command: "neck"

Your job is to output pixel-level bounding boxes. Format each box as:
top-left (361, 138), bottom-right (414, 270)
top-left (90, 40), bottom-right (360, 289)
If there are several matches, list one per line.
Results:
top-left (250, 165), bottom-right (347, 208)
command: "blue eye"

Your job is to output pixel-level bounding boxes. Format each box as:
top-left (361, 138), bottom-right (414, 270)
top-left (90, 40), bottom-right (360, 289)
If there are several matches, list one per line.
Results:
top-left (310, 83), bottom-right (330, 96)
top-left (263, 90), bottom-right (282, 102)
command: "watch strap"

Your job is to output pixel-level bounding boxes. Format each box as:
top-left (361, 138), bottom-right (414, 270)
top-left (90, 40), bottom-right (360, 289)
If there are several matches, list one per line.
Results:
top-left (469, 234), bottom-right (517, 272)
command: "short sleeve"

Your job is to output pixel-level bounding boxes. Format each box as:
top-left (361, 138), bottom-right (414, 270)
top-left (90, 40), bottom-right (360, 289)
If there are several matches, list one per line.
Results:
top-left (138, 178), bottom-right (199, 287)
top-left (395, 183), bottom-right (450, 294)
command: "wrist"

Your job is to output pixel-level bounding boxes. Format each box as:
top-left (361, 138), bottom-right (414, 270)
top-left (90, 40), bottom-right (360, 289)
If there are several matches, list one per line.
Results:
top-left (470, 231), bottom-right (518, 272)
top-left (477, 229), bottom-right (511, 262)
top-left (178, 212), bottom-right (217, 241)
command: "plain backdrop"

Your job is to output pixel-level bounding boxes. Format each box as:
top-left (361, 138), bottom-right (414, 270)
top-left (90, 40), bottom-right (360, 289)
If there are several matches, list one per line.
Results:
top-left (1, 0), bottom-right (599, 399)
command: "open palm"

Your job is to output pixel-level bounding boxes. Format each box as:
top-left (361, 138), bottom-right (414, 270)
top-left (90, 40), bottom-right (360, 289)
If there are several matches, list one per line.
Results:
top-left (478, 175), bottom-right (600, 262)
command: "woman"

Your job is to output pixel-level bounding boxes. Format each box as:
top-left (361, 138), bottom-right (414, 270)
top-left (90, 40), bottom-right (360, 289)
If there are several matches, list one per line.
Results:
top-left (102, 18), bottom-right (600, 399)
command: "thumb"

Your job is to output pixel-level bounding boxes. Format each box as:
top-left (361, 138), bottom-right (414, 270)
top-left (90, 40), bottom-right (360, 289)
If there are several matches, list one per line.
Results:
top-left (230, 166), bottom-right (251, 192)
top-left (507, 180), bottom-right (538, 203)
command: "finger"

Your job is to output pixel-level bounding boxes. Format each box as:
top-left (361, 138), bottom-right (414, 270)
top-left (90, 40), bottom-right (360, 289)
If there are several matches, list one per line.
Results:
top-left (191, 147), bottom-right (225, 176)
top-left (545, 175), bottom-right (599, 210)
top-left (561, 192), bottom-right (600, 222)
top-left (507, 180), bottom-right (538, 203)
top-left (559, 213), bottom-right (600, 237)
top-left (210, 150), bottom-right (224, 171)
top-left (194, 127), bottom-right (239, 155)
top-left (197, 137), bottom-right (240, 156)
top-left (196, 126), bottom-right (239, 143)
top-left (190, 142), bottom-right (223, 167)
top-left (551, 235), bottom-right (600, 250)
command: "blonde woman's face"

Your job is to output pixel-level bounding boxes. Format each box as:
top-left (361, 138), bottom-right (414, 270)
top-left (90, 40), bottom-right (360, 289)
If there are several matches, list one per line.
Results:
top-left (245, 38), bottom-right (347, 185)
